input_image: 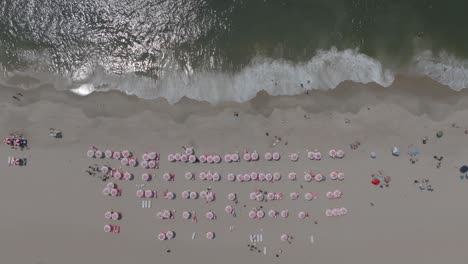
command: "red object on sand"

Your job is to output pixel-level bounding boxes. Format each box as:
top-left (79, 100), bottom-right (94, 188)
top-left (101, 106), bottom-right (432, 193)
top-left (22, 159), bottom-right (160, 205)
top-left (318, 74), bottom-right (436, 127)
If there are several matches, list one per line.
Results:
top-left (112, 225), bottom-right (120, 233)
top-left (371, 178), bottom-right (380, 185)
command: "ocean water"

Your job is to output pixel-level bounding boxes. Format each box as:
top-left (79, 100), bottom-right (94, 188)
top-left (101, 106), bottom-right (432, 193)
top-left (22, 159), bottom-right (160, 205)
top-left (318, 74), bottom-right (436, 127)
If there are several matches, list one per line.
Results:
top-left (1, 0), bottom-right (468, 103)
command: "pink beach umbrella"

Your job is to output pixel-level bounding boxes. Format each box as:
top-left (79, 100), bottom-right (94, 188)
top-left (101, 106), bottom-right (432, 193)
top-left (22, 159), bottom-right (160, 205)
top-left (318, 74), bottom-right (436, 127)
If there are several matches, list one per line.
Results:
top-left (165, 192), bottom-right (175, 200)
top-left (336, 150), bottom-right (345, 158)
top-left (243, 152), bottom-right (251, 161)
top-left (206, 172), bottom-right (213, 181)
top-left (212, 172), bottom-right (221, 181)
top-left (298, 211), bottom-right (307, 219)
top-left (225, 205), bottom-right (233, 214)
top-left (111, 212), bottom-right (120, 220)
top-left (264, 152), bottom-right (272, 161)
top-left (105, 150), bottom-right (113, 158)
top-left (185, 148), bottom-right (194, 156)
top-left (329, 149), bottom-right (337, 158)
top-left (314, 173), bottom-right (324, 182)
top-left (158, 232), bottom-right (167, 241)
top-left (122, 150), bottom-right (131, 158)
top-left (206, 231), bottom-right (215, 240)
top-left (180, 154), bottom-right (188, 163)
top-left (325, 209), bottom-right (333, 217)
top-left (337, 172), bottom-right (345, 181)
top-left (213, 155), bottom-right (221, 163)
top-left (205, 211), bottom-right (215, 220)
top-left (140, 160), bottom-right (148, 169)
top-left (168, 154), bottom-right (175, 162)
top-left (268, 209), bottom-right (277, 218)
top-left (145, 190), bottom-right (154, 198)
top-left (304, 173), bottom-right (312, 182)
top-left (272, 152), bottom-right (280, 161)
top-left (256, 193), bottom-right (264, 201)
top-left (110, 188), bottom-right (118, 196)
top-left (258, 173), bottom-right (266, 181)
top-left (280, 234), bottom-right (289, 242)
top-left (333, 190), bottom-right (342, 198)
top-left (313, 152), bottom-right (322, 160)
top-left (104, 224), bottom-right (113, 233)
top-left (123, 172), bottom-right (133, 180)
top-left (288, 172), bottom-right (297, 181)
top-left (243, 173), bottom-right (251, 182)
top-left (224, 154), bottom-right (232, 162)
top-left (101, 166), bottom-right (110, 174)
top-left (227, 193), bottom-right (237, 201)
top-left (280, 210), bottom-right (289, 218)
top-left (136, 189), bottom-right (144, 198)
top-left (163, 173), bottom-right (172, 181)
top-left (307, 151), bottom-right (315, 160)
top-left (199, 155), bottom-right (207, 163)
top-left (289, 153), bottom-right (299, 161)
top-left (248, 210), bottom-right (257, 219)
top-left (121, 158), bottom-right (129, 166)
top-left (87, 149), bottom-right (95, 158)
top-left (112, 151), bottom-right (121, 160)
top-left (166, 231), bottom-right (175, 239)
top-left (265, 173), bottom-right (273, 182)
top-left (332, 208), bottom-right (340, 216)
top-left (231, 153), bottom-right (240, 162)
top-left (95, 150), bottom-right (103, 158)
top-left (200, 191), bottom-right (208, 199)
top-left (273, 172), bottom-right (281, 181)
top-left (190, 192), bottom-right (198, 200)
top-left (148, 160), bottom-right (157, 169)
top-left (207, 155), bottom-right (214, 163)
top-left (142, 173), bottom-right (151, 181)
top-left (181, 190), bottom-right (190, 199)
top-left (129, 158), bottom-right (137, 167)
top-left (189, 155), bottom-right (196, 163)
top-left (199, 172), bottom-right (207, 180)
top-left (256, 210), bottom-right (265, 219)
top-left (326, 191), bottom-right (334, 199)
top-left (142, 153), bottom-right (150, 161)
top-left (149, 152), bottom-right (156, 160)
top-left (102, 187), bottom-right (111, 196)
top-left (174, 153), bottom-right (181, 161)
top-left (185, 172), bottom-right (194, 180)
top-left (113, 171), bottom-right (122, 180)
top-left (105, 211), bottom-right (112, 220)
top-left (290, 192), bottom-right (299, 200)
top-left (162, 210), bottom-right (171, 219)
top-left (249, 192), bottom-right (257, 200)
top-left (236, 174), bottom-right (244, 182)
top-left (206, 193), bottom-right (215, 202)
top-left (250, 172), bottom-right (259, 181)
top-left (106, 182), bottom-right (116, 189)
top-left (267, 192), bottom-right (275, 200)
top-left (182, 211), bottom-right (191, 219)
top-left (251, 151), bottom-right (259, 161)
top-left (304, 192), bottom-right (313, 201)
top-left (227, 173), bottom-right (235, 182)
top-left (340, 207), bottom-right (348, 215)
top-left (329, 171), bottom-right (338, 180)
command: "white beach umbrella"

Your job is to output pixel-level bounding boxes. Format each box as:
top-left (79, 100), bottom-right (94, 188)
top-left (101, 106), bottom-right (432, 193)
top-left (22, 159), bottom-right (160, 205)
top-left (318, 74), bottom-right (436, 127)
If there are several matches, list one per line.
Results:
top-left (264, 152), bottom-right (272, 161)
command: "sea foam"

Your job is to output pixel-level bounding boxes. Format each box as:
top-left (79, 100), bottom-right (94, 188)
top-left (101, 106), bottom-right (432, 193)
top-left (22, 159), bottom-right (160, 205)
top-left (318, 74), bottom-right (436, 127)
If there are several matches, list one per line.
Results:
top-left (71, 48), bottom-right (395, 104)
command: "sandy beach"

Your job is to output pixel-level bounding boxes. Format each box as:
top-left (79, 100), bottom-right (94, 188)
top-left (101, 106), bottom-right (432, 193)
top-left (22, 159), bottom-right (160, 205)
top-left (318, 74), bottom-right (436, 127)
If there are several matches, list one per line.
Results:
top-left (1, 75), bottom-right (468, 264)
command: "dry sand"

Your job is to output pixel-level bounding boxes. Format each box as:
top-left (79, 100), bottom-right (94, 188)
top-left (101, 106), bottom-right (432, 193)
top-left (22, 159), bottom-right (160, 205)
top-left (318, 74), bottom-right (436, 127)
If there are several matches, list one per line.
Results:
top-left (1, 75), bottom-right (468, 264)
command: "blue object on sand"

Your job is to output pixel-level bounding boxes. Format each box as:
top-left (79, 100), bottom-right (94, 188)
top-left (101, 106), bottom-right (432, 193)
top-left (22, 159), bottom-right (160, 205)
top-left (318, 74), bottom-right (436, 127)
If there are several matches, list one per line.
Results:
top-left (370, 152), bottom-right (376, 159)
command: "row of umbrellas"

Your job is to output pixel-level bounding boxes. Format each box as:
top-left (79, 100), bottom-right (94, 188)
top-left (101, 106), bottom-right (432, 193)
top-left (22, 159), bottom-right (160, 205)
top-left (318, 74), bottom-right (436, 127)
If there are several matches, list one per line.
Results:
top-left (104, 211), bottom-right (121, 220)
top-left (101, 166), bottom-right (134, 181)
top-left (158, 231), bottom-right (215, 240)
top-left (87, 148), bottom-right (133, 160)
top-left (102, 182), bottom-right (121, 197)
top-left (167, 149), bottom-right (346, 163)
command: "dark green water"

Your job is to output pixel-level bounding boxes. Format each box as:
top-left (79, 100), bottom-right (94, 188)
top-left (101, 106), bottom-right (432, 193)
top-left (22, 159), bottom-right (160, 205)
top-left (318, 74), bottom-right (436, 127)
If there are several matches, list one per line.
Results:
top-left (0, 0), bottom-right (467, 103)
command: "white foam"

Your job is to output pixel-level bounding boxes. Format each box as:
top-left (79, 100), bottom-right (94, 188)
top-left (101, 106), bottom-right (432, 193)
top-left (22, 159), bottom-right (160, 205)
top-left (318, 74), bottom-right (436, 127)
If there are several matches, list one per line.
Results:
top-left (71, 47), bottom-right (396, 104)
top-left (413, 50), bottom-right (468, 91)
top-left (70, 84), bottom-right (96, 96)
